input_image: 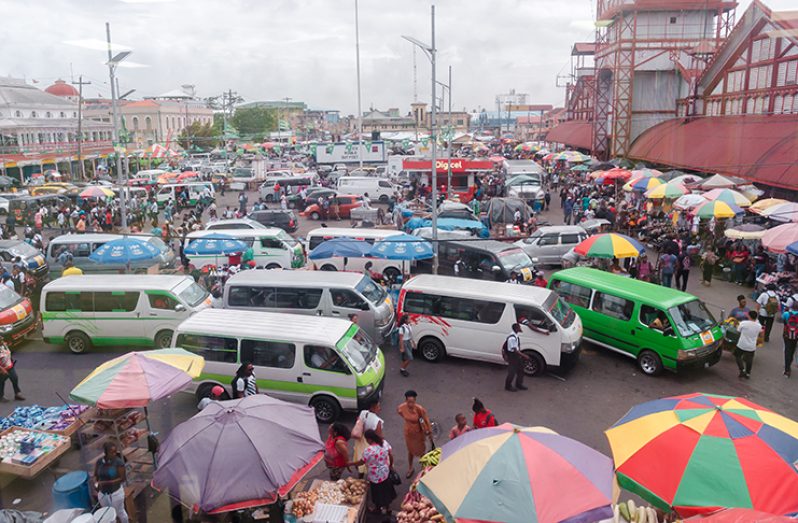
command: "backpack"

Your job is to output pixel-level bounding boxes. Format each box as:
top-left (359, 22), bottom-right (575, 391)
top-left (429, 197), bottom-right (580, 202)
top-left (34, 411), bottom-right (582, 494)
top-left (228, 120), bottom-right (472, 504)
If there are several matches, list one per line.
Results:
top-left (785, 313), bottom-right (798, 340)
top-left (765, 293), bottom-right (780, 316)
top-left (501, 337), bottom-right (509, 362)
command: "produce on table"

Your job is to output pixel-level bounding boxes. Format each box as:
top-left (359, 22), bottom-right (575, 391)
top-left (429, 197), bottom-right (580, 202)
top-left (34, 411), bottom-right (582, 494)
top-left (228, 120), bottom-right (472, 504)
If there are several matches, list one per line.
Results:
top-left (397, 468), bottom-right (443, 523)
top-left (419, 448), bottom-right (440, 468)
top-left (613, 500), bottom-right (661, 523)
top-left (291, 478), bottom-right (367, 518)
top-left (291, 490), bottom-right (318, 518)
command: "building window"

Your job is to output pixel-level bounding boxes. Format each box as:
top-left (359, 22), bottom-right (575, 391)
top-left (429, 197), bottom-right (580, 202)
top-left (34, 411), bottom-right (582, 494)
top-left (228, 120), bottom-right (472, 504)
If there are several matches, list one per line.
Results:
top-left (14, 111), bottom-right (21, 118)
top-left (45, 112), bottom-right (52, 118)
top-left (73, 112), bottom-right (77, 118)
top-left (145, 116), bottom-right (152, 131)
top-left (132, 117), bottom-right (139, 130)
top-left (60, 112), bottom-right (66, 118)
top-left (31, 111), bottom-right (37, 118)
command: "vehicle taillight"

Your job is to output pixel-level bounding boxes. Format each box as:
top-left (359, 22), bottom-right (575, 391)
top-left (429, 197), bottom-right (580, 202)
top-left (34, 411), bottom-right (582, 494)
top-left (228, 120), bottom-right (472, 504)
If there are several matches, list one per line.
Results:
top-left (289, 219), bottom-right (295, 227)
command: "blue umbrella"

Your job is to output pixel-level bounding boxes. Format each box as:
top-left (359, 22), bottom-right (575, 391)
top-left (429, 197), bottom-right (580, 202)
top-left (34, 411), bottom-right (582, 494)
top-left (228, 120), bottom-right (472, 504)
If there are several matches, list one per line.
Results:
top-left (308, 237), bottom-right (372, 260)
top-left (786, 241), bottom-right (798, 256)
top-left (370, 234), bottom-right (433, 260)
top-left (185, 235), bottom-right (248, 256)
top-left (89, 237), bottom-right (161, 265)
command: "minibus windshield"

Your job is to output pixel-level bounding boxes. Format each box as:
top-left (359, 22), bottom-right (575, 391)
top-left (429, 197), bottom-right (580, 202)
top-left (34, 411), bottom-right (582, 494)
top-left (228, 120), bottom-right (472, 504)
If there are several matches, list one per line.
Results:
top-left (498, 250), bottom-right (531, 270)
top-left (339, 328), bottom-right (376, 373)
top-left (178, 281), bottom-right (209, 307)
top-left (668, 300), bottom-right (716, 337)
top-left (546, 294), bottom-right (576, 328)
top-left (0, 286), bottom-right (21, 309)
top-left (357, 277), bottom-right (386, 304)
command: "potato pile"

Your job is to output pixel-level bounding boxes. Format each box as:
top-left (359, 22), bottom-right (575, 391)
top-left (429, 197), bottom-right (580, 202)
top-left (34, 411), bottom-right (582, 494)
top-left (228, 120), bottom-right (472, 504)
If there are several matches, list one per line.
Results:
top-left (339, 477), bottom-right (367, 505)
top-left (291, 490), bottom-right (318, 518)
top-left (397, 490), bottom-right (443, 523)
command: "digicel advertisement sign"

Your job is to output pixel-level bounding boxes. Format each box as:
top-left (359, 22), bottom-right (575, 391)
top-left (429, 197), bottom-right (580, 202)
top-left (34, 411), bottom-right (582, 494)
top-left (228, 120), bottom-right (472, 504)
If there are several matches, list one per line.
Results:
top-left (402, 159), bottom-right (494, 172)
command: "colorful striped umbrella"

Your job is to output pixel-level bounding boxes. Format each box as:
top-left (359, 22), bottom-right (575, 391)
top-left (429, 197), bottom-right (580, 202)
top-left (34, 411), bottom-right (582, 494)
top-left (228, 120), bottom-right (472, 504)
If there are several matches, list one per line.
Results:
top-left (686, 508), bottom-right (794, 522)
top-left (597, 168), bottom-right (633, 185)
top-left (606, 393), bottom-right (798, 518)
top-left (574, 233), bottom-right (644, 259)
top-left (70, 349), bottom-right (204, 409)
top-left (623, 176), bottom-right (663, 192)
top-left (646, 181), bottom-right (689, 200)
top-left (749, 198), bottom-right (788, 215)
top-left (417, 424), bottom-right (616, 523)
top-left (631, 168), bottom-right (663, 178)
top-left (701, 188), bottom-right (752, 208)
top-left (80, 186), bottom-right (114, 199)
top-left (694, 200), bottom-right (743, 219)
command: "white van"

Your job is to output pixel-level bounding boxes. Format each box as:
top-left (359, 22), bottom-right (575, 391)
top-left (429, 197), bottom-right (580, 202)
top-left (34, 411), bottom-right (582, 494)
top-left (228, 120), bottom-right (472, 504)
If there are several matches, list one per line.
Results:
top-left (46, 233), bottom-right (176, 274)
top-left (337, 176), bottom-right (396, 202)
top-left (223, 270), bottom-right (395, 342)
top-left (134, 169), bottom-right (166, 183)
top-left (306, 227), bottom-right (405, 281)
top-left (41, 275), bottom-right (211, 353)
top-left (156, 182), bottom-right (215, 206)
top-left (397, 275), bottom-right (582, 376)
top-left (174, 309), bottom-right (386, 422)
top-left (185, 228), bottom-right (305, 269)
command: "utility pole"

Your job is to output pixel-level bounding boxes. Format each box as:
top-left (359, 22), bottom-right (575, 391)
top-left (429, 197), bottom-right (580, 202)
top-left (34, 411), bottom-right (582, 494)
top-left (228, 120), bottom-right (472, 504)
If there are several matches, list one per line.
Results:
top-left (446, 65), bottom-right (452, 193)
top-left (430, 5), bottom-right (438, 274)
top-left (106, 22), bottom-right (127, 230)
top-left (72, 76), bottom-right (91, 180)
top-left (355, 0), bottom-right (364, 168)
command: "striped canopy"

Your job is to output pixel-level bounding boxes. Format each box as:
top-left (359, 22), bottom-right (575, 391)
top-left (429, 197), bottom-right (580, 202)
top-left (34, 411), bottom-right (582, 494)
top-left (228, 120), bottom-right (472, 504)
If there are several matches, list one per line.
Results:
top-left (606, 393), bottom-right (798, 518)
top-left (623, 176), bottom-right (663, 192)
top-left (701, 188), bottom-right (752, 208)
top-left (574, 233), bottom-right (644, 259)
top-left (749, 198), bottom-right (789, 215)
top-left (645, 182), bottom-right (689, 200)
top-left (694, 200), bottom-right (743, 219)
top-left (418, 424), bottom-right (616, 523)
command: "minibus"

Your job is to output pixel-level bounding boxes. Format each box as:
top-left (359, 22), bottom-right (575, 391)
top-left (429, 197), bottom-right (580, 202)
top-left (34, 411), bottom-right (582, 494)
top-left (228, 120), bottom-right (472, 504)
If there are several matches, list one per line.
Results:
top-left (223, 270), bottom-right (395, 342)
top-left (337, 176), bottom-right (397, 202)
top-left (174, 309), bottom-right (385, 422)
top-left (548, 267), bottom-right (722, 376)
top-left (185, 228), bottom-right (304, 269)
top-left (306, 227), bottom-right (405, 281)
top-left (46, 234), bottom-right (176, 273)
top-left (0, 285), bottom-right (36, 345)
top-left (398, 275), bottom-right (582, 376)
top-left (421, 239), bottom-right (537, 283)
top-left (41, 275), bottom-right (211, 353)
top-left (155, 182), bottom-right (215, 207)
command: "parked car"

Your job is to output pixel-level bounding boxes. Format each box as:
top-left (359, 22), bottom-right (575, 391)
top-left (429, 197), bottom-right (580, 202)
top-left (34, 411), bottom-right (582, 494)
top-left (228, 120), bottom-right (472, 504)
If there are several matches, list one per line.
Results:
top-left (0, 240), bottom-right (48, 283)
top-left (514, 226), bottom-right (588, 266)
top-left (287, 187), bottom-right (337, 210)
top-left (301, 195), bottom-right (363, 220)
top-left (248, 209), bottom-right (298, 232)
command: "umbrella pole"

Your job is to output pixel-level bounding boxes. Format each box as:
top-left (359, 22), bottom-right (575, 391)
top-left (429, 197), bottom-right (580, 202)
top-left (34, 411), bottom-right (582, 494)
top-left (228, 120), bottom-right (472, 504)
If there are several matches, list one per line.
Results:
top-left (145, 406), bottom-right (157, 467)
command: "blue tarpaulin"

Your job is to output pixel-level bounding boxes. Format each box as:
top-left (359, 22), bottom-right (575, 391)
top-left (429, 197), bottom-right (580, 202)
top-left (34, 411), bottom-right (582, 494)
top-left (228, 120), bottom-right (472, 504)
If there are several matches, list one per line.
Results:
top-left (404, 217), bottom-right (489, 238)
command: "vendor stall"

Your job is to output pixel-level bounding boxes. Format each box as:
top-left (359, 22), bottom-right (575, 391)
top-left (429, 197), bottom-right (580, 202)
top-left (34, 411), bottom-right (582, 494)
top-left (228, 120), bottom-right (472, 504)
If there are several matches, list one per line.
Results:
top-left (0, 428), bottom-right (71, 479)
top-left (289, 478), bottom-right (368, 523)
top-left (0, 404), bottom-right (92, 437)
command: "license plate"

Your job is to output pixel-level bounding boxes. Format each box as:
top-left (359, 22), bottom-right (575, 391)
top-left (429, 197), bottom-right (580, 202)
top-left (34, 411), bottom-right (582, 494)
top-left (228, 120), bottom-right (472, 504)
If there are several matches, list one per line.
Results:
top-left (520, 267), bottom-right (532, 281)
top-left (700, 330), bottom-right (715, 344)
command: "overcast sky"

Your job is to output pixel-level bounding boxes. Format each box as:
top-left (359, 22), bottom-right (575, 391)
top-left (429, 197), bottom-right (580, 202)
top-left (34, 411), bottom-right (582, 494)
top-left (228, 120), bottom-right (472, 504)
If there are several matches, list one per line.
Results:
top-left (2, 0), bottom-right (793, 115)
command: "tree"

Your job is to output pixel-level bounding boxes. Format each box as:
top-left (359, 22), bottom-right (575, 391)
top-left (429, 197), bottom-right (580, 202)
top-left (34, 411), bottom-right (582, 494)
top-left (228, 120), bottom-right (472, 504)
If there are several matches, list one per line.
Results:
top-left (230, 106), bottom-right (277, 141)
top-left (178, 121), bottom-right (219, 151)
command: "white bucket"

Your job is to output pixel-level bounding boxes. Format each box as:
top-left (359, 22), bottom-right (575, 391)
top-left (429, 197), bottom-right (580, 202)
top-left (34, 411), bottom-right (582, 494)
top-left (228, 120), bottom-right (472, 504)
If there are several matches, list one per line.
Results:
top-left (93, 507), bottom-right (117, 523)
top-left (70, 514), bottom-right (95, 523)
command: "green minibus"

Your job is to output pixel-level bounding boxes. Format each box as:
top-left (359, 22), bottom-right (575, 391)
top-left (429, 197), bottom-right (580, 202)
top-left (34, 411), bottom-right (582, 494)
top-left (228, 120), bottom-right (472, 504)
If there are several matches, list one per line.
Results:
top-left (548, 267), bottom-right (722, 376)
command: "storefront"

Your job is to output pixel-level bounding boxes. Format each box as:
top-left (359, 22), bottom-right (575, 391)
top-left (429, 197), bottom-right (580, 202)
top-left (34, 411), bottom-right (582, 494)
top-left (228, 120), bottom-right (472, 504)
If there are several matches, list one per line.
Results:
top-left (402, 158), bottom-right (494, 202)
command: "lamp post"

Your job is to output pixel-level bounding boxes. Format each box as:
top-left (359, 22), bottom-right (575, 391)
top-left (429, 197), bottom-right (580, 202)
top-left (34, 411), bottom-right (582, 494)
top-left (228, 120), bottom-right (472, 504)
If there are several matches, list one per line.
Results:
top-left (106, 22), bottom-right (131, 231)
top-left (436, 65), bottom-right (452, 194)
top-left (402, 4), bottom-right (437, 273)
top-left (355, 0), bottom-right (364, 168)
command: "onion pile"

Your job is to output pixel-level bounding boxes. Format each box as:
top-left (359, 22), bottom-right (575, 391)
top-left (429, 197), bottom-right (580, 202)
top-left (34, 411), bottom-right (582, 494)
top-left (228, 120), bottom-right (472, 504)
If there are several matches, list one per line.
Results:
top-left (291, 491), bottom-right (318, 518)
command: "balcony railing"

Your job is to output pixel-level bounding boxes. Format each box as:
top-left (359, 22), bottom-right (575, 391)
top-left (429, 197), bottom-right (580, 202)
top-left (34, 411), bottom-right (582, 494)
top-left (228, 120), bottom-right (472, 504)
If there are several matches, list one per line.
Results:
top-left (0, 140), bottom-right (113, 155)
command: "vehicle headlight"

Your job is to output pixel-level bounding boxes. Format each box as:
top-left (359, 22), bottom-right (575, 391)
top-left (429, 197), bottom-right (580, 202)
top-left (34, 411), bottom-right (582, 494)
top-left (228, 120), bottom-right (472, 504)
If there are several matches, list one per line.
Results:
top-left (560, 342), bottom-right (577, 353)
top-left (677, 349), bottom-right (697, 361)
top-left (357, 384), bottom-right (374, 398)
top-left (0, 325), bottom-right (13, 333)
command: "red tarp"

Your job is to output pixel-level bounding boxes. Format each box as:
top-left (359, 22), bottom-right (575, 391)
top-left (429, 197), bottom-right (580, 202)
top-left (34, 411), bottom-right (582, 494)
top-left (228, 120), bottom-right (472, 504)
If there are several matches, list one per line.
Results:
top-left (628, 114), bottom-right (798, 191)
top-left (545, 121), bottom-right (593, 150)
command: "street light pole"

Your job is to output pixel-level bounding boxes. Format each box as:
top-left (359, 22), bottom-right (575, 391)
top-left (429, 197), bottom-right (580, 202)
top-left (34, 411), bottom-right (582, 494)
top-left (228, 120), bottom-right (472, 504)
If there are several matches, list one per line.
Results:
top-left (446, 65), bottom-right (452, 193)
top-left (106, 22), bottom-right (128, 231)
top-left (355, 0), bottom-right (364, 169)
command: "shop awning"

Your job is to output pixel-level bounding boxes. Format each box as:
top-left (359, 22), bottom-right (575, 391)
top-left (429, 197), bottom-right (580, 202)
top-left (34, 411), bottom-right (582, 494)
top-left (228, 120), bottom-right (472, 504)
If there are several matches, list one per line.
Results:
top-left (628, 114), bottom-right (798, 191)
top-left (545, 121), bottom-right (593, 150)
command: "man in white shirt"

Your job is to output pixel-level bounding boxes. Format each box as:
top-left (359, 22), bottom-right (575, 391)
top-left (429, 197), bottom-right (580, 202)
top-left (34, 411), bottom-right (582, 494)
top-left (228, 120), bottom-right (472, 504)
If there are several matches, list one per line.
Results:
top-left (504, 323), bottom-right (529, 392)
top-left (756, 284), bottom-right (780, 342)
top-left (736, 310), bottom-right (762, 379)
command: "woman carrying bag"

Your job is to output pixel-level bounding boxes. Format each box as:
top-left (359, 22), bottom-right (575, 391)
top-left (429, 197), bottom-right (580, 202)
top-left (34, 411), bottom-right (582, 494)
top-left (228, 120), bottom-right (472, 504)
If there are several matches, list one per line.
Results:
top-left (347, 430), bottom-right (397, 516)
top-left (352, 399), bottom-right (384, 478)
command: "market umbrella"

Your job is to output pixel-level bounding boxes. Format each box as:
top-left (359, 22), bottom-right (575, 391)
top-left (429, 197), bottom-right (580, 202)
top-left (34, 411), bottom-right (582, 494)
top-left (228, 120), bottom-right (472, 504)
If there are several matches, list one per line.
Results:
top-left (724, 224), bottom-right (766, 240)
top-left (598, 168), bottom-right (633, 185)
top-left (571, 164), bottom-right (590, 172)
top-left (630, 168), bottom-right (663, 179)
top-left (308, 237), bottom-right (372, 260)
top-left (701, 188), bottom-right (752, 207)
top-left (605, 392), bottom-right (798, 517)
top-left (694, 200), bottom-right (743, 220)
top-left (669, 174), bottom-right (703, 186)
top-left (623, 176), bottom-right (663, 193)
top-left (762, 223), bottom-right (798, 253)
top-left (70, 349), bottom-right (204, 409)
top-left (686, 508), bottom-right (794, 522)
top-left (696, 174), bottom-right (739, 190)
top-left (673, 193), bottom-right (706, 210)
top-left (177, 171), bottom-right (200, 182)
top-left (80, 186), bottom-right (114, 199)
top-left (185, 234), bottom-right (248, 256)
top-left (153, 395), bottom-right (323, 514)
top-left (574, 233), bottom-right (644, 259)
top-left (749, 198), bottom-right (788, 215)
top-left (417, 424), bottom-right (616, 523)
top-left (89, 237), bottom-right (161, 265)
top-left (645, 181), bottom-right (688, 200)
top-left (369, 233), bottom-right (433, 260)
top-left (761, 202), bottom-right (798, 223)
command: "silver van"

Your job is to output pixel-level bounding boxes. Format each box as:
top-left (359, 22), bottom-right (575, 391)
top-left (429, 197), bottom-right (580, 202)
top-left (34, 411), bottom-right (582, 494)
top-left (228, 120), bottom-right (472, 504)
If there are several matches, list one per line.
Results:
top-left (223, 270), bottom-right (395, 343)
top-left (514, 226), bottom-right (588, 266)
top-left (46, 233), bottom-right (176, 274)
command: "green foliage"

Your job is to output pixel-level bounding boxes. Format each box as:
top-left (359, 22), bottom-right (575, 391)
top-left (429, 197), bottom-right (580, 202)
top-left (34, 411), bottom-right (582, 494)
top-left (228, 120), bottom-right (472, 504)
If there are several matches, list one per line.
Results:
top-left (178, 121), bottom-right (219, 151)
top-left (231, 107), bottom-right (277, 141)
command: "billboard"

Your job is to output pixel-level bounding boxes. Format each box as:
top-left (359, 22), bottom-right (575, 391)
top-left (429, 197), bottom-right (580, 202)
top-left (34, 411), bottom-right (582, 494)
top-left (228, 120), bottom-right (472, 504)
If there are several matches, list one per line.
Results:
top-left (315, 141), bottom-right (386, 164)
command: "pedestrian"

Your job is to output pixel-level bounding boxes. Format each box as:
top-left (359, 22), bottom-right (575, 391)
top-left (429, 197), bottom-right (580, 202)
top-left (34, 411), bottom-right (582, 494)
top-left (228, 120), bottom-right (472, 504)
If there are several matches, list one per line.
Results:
top-left (238, 191), bottom-right (248, 214)
top-left (346, 430), bottom-right (396, 515)
top-left (324, 423), bottom-right (351, 480)
top-left (730, 244), bottom-right (750, 286)
top-left (756, 283), bottom-right (780, 342)
top-left (352, 399), bottom-right (384, 478)
top-left (676, 250), bottom-right (691, 291)
top-left (782, 302), bottom-right (798, 378)
top-left (735, 310), bottom-right (762, 379)
top-left (397, 315), bottom-right (414, 377)
top-left (61, 259), bottom-right (83, 277)
top-left (503, 323), bottom-right (530, 392)
top-left (728, 295), bottom-right (750, 322)
top-left (197, 385), bottom-right (225, 410)
top-left (700, 248), bottom-right (718, 286)
top-left (396, 390), bottom-right (431, 478)
top-left (95, 442), bottom-right (130, 523)
top-left (232, 362), bottom-right (258, 398)
top-left (657, 251), bottom-right (677, 288)
top-left (0, 340), bottom-right (23, 401)
top-left (544, 190), bottom-right (551, 211)
top-left (472, 398), bottom-right (498, 428)
top-left (449, 413), bottom-right (471, 440)
top-left (635, 253), bottom-right (653, 282)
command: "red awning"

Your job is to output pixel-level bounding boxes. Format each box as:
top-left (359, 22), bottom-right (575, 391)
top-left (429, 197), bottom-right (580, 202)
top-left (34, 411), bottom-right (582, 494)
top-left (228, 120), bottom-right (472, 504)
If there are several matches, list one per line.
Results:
top-left (628, 114), bottom-right (798, 191)
top-left (545, 121), bottom-right (593, 150)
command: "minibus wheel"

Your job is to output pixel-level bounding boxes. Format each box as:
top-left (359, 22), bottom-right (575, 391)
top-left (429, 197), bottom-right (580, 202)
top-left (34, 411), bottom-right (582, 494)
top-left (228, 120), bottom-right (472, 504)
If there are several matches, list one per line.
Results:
top-left (320, 264), bottom-right (337, 271)
top-left (265, 263), bottom-right (281, 270)
top-left (638, 350), bottom-right (663, 376)
top-left (154, 330), bottom-right (174, 349)
top-left (310, 396), bottom-right (341, 423)
top-left (418, 337), bottom-right (445, 362)
top-left (65, 331), bottom-right (91, 354)
top-left (310, 211), bottom-right (321, 220)
top-left (521, 350), bottom-right (545, 377)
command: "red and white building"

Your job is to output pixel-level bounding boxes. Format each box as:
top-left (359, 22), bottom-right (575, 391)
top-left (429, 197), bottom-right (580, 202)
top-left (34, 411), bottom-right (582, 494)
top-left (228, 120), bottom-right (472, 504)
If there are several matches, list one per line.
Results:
top-left (402, 158), bottom-right (495, 202)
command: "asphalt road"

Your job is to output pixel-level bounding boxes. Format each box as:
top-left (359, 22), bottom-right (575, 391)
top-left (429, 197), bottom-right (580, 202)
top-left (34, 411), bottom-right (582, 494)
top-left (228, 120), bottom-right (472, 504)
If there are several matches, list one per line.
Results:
top-left (1, 186), bottom-right (796, 519)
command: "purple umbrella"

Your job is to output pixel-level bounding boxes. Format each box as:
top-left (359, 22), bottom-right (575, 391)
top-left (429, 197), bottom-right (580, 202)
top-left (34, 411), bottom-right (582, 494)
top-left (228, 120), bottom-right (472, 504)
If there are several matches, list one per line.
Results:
top-left (153, 395), bottom-right (323, 514)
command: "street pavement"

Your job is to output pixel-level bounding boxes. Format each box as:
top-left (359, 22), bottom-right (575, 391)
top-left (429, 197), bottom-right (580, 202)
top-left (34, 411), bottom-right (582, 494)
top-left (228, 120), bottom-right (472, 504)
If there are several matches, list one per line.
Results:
top-left (1, 187), bottom-right (796, 519)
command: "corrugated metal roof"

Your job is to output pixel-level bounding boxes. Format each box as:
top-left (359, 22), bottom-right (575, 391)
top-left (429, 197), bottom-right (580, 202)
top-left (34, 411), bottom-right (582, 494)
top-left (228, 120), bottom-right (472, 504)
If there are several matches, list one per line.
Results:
top-left (628, 114), bottom-right (798, 191)
top-left (545, 120), bottom-right (593, 150)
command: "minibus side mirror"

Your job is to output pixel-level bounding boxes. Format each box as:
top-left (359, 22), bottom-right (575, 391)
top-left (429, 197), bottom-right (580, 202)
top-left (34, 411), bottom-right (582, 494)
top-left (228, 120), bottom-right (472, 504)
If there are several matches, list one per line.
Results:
top-left (175, 304), bottom-right (186, 312)
top-left (663, 326), bottom-right (675, 337)
top-left (491, 265), bottom-right (501, 273)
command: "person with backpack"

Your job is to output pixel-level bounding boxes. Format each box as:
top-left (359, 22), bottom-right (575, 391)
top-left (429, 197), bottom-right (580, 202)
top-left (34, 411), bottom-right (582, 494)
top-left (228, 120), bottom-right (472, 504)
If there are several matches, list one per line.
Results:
top-left (756, 283), bottom-right (780, 342)
top-left (676, 250), bottom-right (691, 292)
top-left (503, 323), bottom-right (530, 392)
top-left (472, 398), bottom-right (497, 429)
top-left (782, 302), bottom-right (798, 378)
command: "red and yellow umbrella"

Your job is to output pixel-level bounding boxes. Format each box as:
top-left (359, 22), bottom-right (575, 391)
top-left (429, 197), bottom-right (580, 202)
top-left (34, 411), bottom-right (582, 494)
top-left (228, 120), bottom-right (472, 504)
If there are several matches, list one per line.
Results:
top-left (574, 233), bottom-right (644, 259)
top-left (606, 393), bottom-right (798, 518)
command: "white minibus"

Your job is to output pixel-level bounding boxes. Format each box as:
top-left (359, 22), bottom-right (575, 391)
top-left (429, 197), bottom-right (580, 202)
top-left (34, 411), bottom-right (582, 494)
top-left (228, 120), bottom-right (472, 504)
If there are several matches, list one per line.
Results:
top-left (306, 227), bottom-right (405, 281)
top-left (185, 228), bottom-right (305, 269)
top-left (337, 177), bottom-right (396, 202)
top-left (155, 182), bottom-right (215, 206)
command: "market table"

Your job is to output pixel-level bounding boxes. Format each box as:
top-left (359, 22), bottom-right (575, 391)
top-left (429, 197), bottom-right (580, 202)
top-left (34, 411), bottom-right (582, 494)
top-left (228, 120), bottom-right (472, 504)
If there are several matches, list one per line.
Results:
top-left (0, 427), bottom-right (71, 479)
top-left (289, 477), bottom-right (368, 523)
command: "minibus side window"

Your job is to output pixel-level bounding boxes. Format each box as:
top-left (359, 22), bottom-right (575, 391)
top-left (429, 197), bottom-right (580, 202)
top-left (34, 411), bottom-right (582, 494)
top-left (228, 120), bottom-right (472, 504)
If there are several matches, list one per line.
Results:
top-left (148, 294), bottom-right (180, 310)
top-left (591, 292), bottom-right (634, 321)
top-left (331, 289), bottom-right (368, 310)
top-left (261, 238), bottom-right (284, 250)
top-left (550, 281), bottom-right (592, 309)
top-left (45, 291), bottom-right (93, 312)
top-left (177, 334), bottom-right (237, 363)
top-left (639, 305), bottom-right (674, 335)
top-left (94, 292), bottom-right (140, 312)
top-left (240, 339), bottom-right (295, 369)
top-left (515, 305), bottom-right (554, 331)
top-left (304, 345), bottom-right (350, 374)
top-left (273, 288), bottom-right (322, 309)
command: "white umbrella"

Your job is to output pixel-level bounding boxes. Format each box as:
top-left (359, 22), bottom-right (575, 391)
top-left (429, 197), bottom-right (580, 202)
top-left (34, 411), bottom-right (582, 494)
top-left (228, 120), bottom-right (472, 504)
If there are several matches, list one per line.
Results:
top-left (673, 194), bottom-right (706, 210)
top-left (762, 202), bottom-right (798, 223)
